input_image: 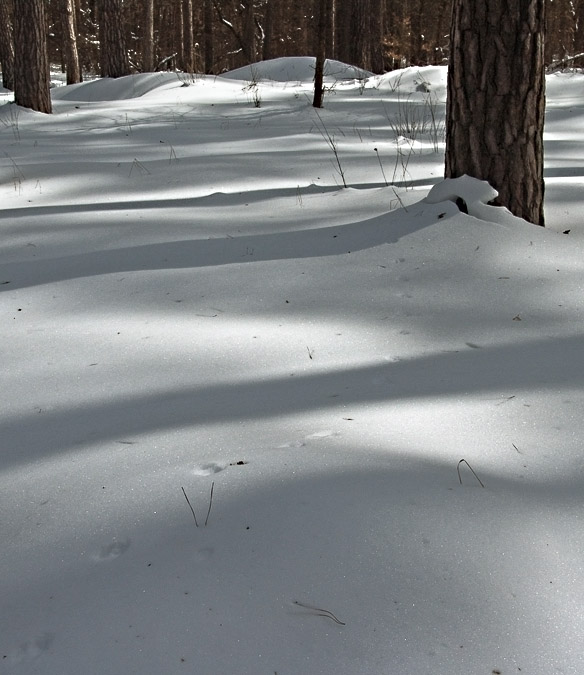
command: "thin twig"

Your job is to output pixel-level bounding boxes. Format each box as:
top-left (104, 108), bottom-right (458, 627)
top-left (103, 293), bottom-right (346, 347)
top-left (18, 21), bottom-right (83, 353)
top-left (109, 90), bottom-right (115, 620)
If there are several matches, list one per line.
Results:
top-left (313, 108), bottom-right (347, 187)
top-left (181, 487), bottom-right (199, 527)
top-left (204, 482), bottom-right (215, 527)
top-left (293, 600), bottom-right (346, 625)
top-left (374, 147), bottom-right (388, 186)
top-left (457, 459), bottom-right (485, 488)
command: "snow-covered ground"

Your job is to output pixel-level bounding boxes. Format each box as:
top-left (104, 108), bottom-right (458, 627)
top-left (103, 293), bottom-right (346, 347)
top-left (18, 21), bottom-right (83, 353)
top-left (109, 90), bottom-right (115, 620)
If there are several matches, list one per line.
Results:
top-left (1, 59), bottom-right (584, 675)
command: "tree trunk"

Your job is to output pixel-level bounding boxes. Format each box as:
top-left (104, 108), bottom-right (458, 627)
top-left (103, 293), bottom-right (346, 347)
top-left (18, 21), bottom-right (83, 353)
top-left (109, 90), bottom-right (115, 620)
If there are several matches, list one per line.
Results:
top-left (182, 0), bottom-right (194, 72)
top-left (445, 0), bottom-right (546, 226)
top-left (100, 0), bottom-right (130, 78)
top-left (204, 0), bottom-right (214, 72)
top-left (61, 0), bottom-right (82, 84)
top-left (325, 0), bottom-right (335, 58)
top-left (334, 1), bottom-right (350, 63)
top-left (262, 0), bottom-right (274, 61)
top-left (243, 1), bottom-right (256, 63)
top-left (369, 0), bottom-right (385, 72)
top-left (313, 0), bottom-right (327, 108)
top-left (142, 0), bottom-right (155, 72)
top-left (0, 0), bottom-right (15, 90)
top-left (13, 0), bottom-right (52, 112)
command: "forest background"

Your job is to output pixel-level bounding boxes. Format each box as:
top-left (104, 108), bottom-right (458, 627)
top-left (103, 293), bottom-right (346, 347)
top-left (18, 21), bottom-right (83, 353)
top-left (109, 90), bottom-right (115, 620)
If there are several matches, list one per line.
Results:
top-left (1, 0), bottom-right (583, 84)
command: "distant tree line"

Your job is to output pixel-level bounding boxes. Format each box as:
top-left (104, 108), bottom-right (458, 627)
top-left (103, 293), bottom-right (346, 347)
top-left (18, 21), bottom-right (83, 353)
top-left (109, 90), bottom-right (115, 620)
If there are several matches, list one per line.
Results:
top-left (1, 0), bottom-right (584, 94)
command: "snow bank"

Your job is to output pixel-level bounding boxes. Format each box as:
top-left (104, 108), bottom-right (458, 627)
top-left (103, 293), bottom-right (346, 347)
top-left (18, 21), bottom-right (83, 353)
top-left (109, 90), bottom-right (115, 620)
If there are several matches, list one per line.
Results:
top-left (425, 175), bottom-right (531, 226)
top-left (51, 72), bottom-right (182, 102)
top-left (219, 56), bottom-right (373, 83)
top-left (377, 65), bottom-right (447, 96)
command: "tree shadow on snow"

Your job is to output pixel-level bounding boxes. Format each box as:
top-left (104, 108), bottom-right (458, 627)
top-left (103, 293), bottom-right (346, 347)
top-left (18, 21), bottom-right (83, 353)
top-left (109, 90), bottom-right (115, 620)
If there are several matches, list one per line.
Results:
top-left (1, 332), bottom-right (583, 470)
top-left (0, 195), bottom-right (455, 291)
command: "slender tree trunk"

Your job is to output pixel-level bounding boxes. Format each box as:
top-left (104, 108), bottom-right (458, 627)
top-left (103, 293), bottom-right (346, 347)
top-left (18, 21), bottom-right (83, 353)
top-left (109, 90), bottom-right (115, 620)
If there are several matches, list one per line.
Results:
top-left (100, 0), bottom-right (130, 78)
top-left (325, 0), bottom-right (335, 58)
top-left (142, 0), bottom-right (155, 72)
top-left (445, 0), bottom-right (546, 226)
top-left (13, 0), bottom-right (52, 112)
top-left (61, 0), bottom-right (82, 84)
top-left (313, 0), bottom-right (327, 108)
top-left (262, 0), bottom-right (274, 61)
top-left (369, 0), bottom-right (385, 72)
top-left (204, 0), bottom-right (214, 72)
top-left (243, 0), bottom-right (256, 62)
top-left (0, 0), bottom-right (15, 90)
top-left (182, 0), bottom-right (194, 72)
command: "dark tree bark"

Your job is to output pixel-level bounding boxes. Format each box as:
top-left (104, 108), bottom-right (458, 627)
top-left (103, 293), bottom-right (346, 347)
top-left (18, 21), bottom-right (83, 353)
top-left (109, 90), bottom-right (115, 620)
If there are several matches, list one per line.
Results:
top-left (325, 0), bottom-right (335, 58)
top-left (262, 0), bottom-right (274, 61)
top-left (351, 0), bottom-right (371, 70)
top-left (0, 0), bottom-right (15, 90)
top-left (334, 1), bottom-right (351, 63)
top-left (142, 0), bottom-right (155, 72)
top-left (369, 0), bottom-right (385, 72)
top-left (313, 0), bottom-right (327, 108)
top-left (182, 0), bottom-right (194, 72)
top-left (243, 0), bottom-right (256, 62)
top-left (445, 0), bottom-right (546, 226)
top-left (61, 0), bottom-right (82, 84)
top-left (204, 0), bottom-right (214, 72)
top-left (13, 0), bottom-right (52, 112)
top-left (575, 0), bottom-right (584, 55)
top-left (99, 0), bottom-right (130, 78)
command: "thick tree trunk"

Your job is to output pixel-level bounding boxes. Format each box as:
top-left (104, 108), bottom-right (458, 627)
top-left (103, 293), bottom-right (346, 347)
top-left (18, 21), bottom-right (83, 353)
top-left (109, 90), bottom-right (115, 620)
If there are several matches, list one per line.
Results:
top-left (13, 0), bottom-right (52, 113)
top-left (0, 0), bottom-right (15, 90)
top-left (445, 0), bottom-right (545, 226)
top-left (350, 0), bottom-right (371, 70)
top-left (61, 0), bottom-right (82, 84)
top-left (100, 0), bottom-right (130, 78)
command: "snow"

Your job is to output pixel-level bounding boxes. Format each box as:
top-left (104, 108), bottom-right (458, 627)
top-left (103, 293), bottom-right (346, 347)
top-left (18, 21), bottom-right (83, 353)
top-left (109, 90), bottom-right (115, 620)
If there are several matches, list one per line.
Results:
top-left (1, 57), bottom-right (584, 674)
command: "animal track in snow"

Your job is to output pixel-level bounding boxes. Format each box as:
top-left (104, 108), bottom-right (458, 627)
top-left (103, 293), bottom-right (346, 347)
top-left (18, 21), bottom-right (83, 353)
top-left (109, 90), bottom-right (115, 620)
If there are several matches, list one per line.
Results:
top-left (277, 440), bottom-right (306, 449)
top-left (5, 632), bottom-right (54, 664)
top-left (305, 430), bottom-right (337, 440)
top-left (192, 462), bottom-right (226, 476)
top-left (94, 538), bottom-right (131, 561)
top-left (278, 430), bottom-right (337, 449)
top-left (193, 547), bottom-right (214, 562)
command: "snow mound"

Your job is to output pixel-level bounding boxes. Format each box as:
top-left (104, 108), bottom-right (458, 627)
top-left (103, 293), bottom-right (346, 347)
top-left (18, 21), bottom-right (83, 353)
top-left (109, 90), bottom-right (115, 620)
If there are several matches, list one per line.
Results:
top-left (51, 72), bottom-right (180, 102)
top-left (219, 57), bottom-right (373, 83)
top-left (425, 175), bottom-right (529, 225)
top-left (378, 65), bottom-right (447, 96)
